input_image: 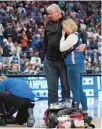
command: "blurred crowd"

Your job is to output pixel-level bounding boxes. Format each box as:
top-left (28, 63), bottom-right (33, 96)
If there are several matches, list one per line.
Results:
top-left (0, 1), bottom-right (101, 75)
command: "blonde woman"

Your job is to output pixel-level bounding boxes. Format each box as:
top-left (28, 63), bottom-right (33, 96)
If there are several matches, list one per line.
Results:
top-left (60, 18), bottom-right (88, 114)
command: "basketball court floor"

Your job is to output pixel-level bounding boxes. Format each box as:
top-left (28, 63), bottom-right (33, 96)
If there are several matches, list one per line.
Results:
top-left (2, 92), bottom-right (102, 128)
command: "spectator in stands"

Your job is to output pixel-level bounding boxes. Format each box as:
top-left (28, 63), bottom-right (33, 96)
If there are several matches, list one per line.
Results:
top-left (23, 62), bottom-right (33, 74)
top-left (17, 3), bottom-right (26, 16)
top-left (9, 49), bottom-right (20, 71)
top-left (15, 22), bottom-right (23, 34)
top-left (30, 50), bottom-right (42, 70)
top-left (79, 19), bottom-right (87, 31)
top-left (0, 62), bottom-right (3, 74)
top-left (20, 52), bottom-right (29, 72)
top-left (7, 36), bottom-right (15, 53)
top-left (2, 38), bottom-right (12, 66)
top-left (85, 48), bottom-right (93, 63)
top-left (27, 47), bottom-right (34, 60)
top-left (3, 22), bottom-right (16, 41)
top-left (0, 75), bottom-right (35, 127)
top-left (13, 41), bottom-right (21, 56)
top-left (20, 59), bottom-right (26, 72)
top-left (33, 65), bottom-right (41, 75)
top-left (89, 37), bottom-right (98, 50)
top-left (7, 61), bottom-right (19, 74)
top-left (92, 49), bottom-right (99, 65)
top-left (0, 45), bottom-right (3, 62)
top-left (26, 27), bottom-right (33, 47)
top-left (0, 20), bottom-right (4, 44)
top-left (21, 30), bottom-right (28, 52)
top-left (97, 36), bottom-right (102, 65)
top-left (87, 28), bottom-right (93, 38)
top-left (86, 61), bottom-right (94, 74)
top-left (32, 34), bottom-right (43, 52)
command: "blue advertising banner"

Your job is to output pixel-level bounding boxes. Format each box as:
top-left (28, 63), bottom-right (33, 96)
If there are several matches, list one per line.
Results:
top-left (7, 74), bottom-right (101, 99)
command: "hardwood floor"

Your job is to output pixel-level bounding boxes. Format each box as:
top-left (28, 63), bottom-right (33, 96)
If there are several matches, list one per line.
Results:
top-left (2, 96), bottom-right (101, 128)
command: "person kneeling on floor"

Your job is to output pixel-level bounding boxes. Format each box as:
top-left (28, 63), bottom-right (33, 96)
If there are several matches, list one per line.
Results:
top-left (0, 75), bottom-right (35, 127)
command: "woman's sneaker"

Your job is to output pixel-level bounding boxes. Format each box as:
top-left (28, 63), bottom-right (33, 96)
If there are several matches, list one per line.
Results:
top-left (27, 108), bottom-right (35, 127)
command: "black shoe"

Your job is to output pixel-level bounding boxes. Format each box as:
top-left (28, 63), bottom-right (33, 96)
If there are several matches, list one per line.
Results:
top-left (83, 113), bottom-right (92, 125)
top-left (5, 118), bottom-right (17, 124)
top-left (0, 114), bottom-right (6, 126)
top-left (0, 118), bottom-right (6, 126)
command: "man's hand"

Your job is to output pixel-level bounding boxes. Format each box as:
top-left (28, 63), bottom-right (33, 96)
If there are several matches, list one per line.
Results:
top-left (76, 44), bottom-right (86, 52)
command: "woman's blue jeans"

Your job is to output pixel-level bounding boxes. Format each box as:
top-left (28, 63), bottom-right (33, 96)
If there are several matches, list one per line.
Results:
top-left (44, 59), bottom-right (70, 105)
top-left (66, 61), bottom-right (88, 111)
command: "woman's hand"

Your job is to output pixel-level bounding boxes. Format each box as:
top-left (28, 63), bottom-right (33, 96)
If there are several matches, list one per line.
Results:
top-left (76, 44), bottom-right (86, 52)
top-left (62, 30), bottom-right (66, 36)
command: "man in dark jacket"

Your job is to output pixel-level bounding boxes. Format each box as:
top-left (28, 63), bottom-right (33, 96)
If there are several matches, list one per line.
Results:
top-left (44, 3), bottom-right (86, 105)
top-left (0, 76), bottom-right (35, 127)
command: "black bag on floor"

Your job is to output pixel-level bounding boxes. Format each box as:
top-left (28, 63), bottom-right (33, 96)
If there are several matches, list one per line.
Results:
top-left (44, 102), bottom-right (95, 128)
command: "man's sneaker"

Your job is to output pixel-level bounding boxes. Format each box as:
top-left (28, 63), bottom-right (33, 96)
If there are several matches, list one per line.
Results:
top-left (27, 108), bottom-right (35, 127)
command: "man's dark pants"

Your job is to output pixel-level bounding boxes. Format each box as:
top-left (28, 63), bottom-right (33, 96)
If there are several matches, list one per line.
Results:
top-left (44, 59), bottom-right (70, 105)
top-left (0, 92), bottom-right (34, 124)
